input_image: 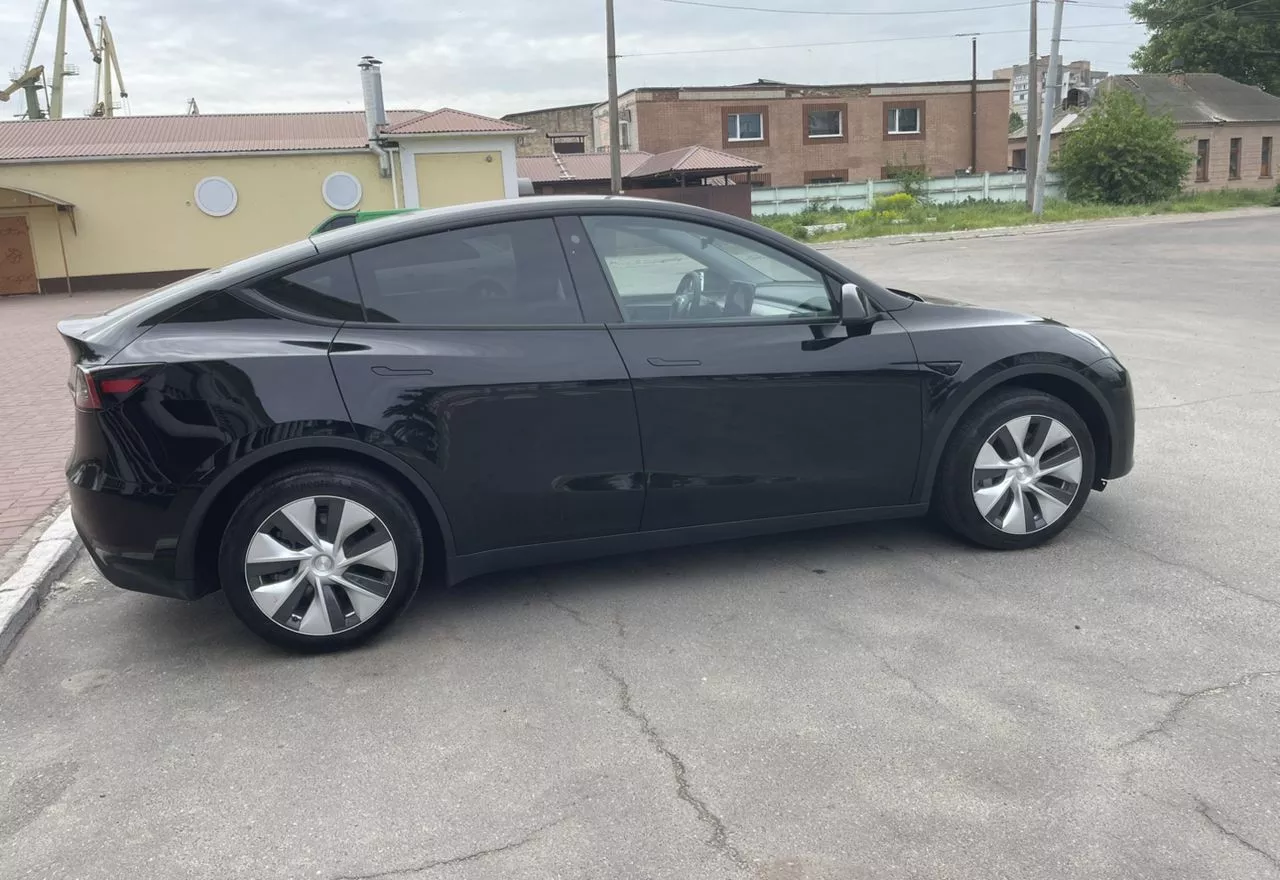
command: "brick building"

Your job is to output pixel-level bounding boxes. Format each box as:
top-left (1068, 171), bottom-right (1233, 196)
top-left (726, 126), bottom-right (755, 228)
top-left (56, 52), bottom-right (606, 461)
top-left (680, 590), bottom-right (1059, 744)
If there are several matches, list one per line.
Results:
top-left (1010, 73), bottom-right (1280, 191)
top-left (587, 79), bottom-right (1012, 186)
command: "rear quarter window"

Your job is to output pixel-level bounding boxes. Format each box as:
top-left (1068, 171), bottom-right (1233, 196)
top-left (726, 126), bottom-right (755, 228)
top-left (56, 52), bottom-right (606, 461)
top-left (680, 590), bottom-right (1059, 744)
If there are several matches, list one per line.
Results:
top-left (247, 257), bottom-right (365, 322)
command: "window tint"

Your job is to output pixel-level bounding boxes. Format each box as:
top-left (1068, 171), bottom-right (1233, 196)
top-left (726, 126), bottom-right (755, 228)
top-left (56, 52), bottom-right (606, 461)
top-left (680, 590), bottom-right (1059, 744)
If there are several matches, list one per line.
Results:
top-left (581, 215), bottom-right (834, 323)
top-left (350, 219), bottom-right (582, 326)
top-left (251, 257), bottom-right (365, 321)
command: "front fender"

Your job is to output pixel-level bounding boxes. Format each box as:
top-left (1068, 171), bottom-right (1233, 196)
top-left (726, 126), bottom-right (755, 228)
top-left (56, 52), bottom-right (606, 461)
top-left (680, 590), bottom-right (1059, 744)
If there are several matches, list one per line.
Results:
top-left (912, 355), bottom-right (1120, 503)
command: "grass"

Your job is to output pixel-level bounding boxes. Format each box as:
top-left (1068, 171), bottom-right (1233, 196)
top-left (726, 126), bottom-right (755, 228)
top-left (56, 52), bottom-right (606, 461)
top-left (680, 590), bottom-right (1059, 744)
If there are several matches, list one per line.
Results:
top-left (754, 188), bottom-right (1277, 244)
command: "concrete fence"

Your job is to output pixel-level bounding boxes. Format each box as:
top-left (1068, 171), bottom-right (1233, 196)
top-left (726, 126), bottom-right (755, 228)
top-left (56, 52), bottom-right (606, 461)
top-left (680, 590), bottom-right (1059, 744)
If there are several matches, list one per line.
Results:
top-left (750, 171), bottom-right (1064, 216)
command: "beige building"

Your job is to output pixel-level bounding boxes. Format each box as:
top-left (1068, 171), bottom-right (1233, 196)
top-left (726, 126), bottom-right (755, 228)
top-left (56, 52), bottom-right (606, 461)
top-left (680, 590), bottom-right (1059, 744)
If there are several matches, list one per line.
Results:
top-left (0, 61), bottom-right (531, 295)
top-left (589, 79), bottom-right (1013, 186)
top-left (1010, 73), bottom-right (1280, 191)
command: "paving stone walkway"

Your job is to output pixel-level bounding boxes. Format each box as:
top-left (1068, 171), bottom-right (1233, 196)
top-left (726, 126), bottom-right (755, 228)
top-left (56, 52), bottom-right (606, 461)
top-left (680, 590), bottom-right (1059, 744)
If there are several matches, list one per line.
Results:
top-left (0, 290), bottom-right (138, 552)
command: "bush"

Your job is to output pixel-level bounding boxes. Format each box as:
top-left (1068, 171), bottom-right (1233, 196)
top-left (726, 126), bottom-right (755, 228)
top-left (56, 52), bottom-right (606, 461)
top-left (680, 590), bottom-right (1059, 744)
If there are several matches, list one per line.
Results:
top-left (1272, 182), bottom-right (1280, 207)
top-left (1053, 89), bottom-right (1192, 204)
top-left (873, 192), bottom-right (917, 213)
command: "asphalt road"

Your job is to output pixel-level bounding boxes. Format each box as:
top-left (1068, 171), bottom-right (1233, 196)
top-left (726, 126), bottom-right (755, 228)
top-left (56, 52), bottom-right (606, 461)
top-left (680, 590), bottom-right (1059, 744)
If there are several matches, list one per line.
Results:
top-left (3, 210), bottom-right (1279, 880)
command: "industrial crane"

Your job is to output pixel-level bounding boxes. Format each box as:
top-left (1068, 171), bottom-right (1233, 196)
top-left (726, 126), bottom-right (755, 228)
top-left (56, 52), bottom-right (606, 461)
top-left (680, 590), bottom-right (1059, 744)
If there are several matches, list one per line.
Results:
top-left (1, 0), bottom-right (125, 120)
top-left (1, 0), bottom-right (54, 118)
top-left (88, 15), bottom-right (127, 117)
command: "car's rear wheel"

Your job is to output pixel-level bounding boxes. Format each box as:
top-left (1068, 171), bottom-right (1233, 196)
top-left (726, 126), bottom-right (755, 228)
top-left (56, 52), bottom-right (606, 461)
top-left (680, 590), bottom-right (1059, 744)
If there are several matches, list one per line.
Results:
top-left (935, 388), bottom-right (1095, 550)
top-left (218, 464), bottom-right (423, 652)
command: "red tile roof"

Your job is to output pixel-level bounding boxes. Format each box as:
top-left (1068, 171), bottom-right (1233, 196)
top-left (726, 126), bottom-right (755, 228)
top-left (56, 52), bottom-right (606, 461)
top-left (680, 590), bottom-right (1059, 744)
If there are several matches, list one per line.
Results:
top-left (633, 146), bottom-right (762, 177)
top-left (518, 147), bottom-right (760, 183)
top-left (384, 108), bottom-right (532, 135)
top-left (0, 108), bottom-right (526, 162)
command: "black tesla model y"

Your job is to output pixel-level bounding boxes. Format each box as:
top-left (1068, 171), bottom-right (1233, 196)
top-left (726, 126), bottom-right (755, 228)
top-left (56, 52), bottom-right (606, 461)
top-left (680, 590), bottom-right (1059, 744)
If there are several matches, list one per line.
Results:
top-left (62, 197), bottom-right (1134, 651)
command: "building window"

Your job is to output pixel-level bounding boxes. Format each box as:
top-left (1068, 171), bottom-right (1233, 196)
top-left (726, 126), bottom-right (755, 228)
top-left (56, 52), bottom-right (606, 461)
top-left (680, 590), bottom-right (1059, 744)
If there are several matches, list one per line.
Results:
top-left (808, 109), bottom-right (842, 138)
top-left (726, 111), bottom-right (764, 142)
top-left (805, 169), bottom-right (847, 184)
top-left (1262, 136), bottom-right (1273, 178)
top-left (1012, 149), bottom-right (1027, 171)
top-left (802, 103), bottom-right (847, 145)
top-left (1229, 137), bottom-right (1242, 180)
top-left (887, 107), bottom-right (921, 135)
top-left (194, 176), bottom-right (238, 217)
top-left (1195, 139), bottom-right (1210, 182)
top-left (321, 172), bottom-right (363, 211)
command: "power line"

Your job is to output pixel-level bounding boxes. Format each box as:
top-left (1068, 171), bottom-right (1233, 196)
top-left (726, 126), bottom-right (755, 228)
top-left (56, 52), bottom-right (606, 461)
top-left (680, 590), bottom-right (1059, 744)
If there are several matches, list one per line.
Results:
top-left (655, 0), bottom-right (1028, 15)
top-left (620, 23), bottom-right (1138, 58)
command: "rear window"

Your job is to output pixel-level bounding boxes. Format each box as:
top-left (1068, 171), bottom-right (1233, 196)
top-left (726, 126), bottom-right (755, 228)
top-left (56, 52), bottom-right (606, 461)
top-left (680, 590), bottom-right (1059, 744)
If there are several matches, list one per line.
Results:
top-left (249, 257), bottom-right (365, 321)
top-left (350, 218), bottom-right (582, 326)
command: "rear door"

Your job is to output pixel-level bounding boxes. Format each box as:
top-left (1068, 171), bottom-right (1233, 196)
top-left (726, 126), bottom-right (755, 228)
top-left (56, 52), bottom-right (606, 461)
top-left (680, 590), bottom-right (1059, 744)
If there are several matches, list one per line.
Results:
top-left (328, 217), bottom-right (645, 556)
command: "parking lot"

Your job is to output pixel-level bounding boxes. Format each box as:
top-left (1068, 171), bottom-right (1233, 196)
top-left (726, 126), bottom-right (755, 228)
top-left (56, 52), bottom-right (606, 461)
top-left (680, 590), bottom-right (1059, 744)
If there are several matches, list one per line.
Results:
top-left (2, 210), bottom-right (1278, 880)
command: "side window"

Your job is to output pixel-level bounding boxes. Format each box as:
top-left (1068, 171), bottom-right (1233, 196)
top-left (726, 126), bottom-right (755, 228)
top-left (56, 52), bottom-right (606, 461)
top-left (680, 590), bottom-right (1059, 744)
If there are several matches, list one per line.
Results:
top-left (250, 257), bottom-right (365, 321)
top-left (351, 218), bottom-right (583, 326)
top-left (580, 215), bottom-right (835, 323)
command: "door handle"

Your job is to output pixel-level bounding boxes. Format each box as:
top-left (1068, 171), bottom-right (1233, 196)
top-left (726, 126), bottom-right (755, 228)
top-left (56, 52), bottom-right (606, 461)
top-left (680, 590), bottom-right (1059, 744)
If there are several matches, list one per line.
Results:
top-left (371, 366), bottom-right (434, 377)
top-left (647, 357), bottom-right (701, 367)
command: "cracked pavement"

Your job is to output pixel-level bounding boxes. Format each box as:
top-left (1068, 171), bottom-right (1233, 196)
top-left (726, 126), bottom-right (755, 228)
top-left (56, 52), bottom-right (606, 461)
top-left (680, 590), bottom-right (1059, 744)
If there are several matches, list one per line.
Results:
top-left (3, 210), bottom-right (1279, 879)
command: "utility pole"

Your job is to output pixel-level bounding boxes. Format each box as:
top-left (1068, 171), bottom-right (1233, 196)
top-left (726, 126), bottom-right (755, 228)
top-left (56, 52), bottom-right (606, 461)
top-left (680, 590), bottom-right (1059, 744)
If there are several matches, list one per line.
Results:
top-left (50, 0), bottom-right (69, 119)
top-left (970, 35), bottom-right (978, 173)
top-left (606, 0), bottom-right (622, 195)
top-left (1025, 0), bottom-right (1038, 207)
top-left (1032, 0), bottom-right (1064, 215)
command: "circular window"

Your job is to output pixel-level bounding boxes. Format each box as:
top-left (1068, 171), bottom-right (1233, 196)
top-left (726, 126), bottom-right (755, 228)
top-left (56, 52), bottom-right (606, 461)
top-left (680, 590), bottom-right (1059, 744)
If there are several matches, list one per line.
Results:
top-left (194, 177), bottom-right (238, 217)
top-left (322, 172), bottom-right (363, 211)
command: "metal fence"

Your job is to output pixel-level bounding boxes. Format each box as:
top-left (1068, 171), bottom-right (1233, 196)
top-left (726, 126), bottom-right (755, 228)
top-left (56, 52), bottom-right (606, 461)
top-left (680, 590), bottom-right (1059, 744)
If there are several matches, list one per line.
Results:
top-left (750, 171), bottom-right (1063, 216)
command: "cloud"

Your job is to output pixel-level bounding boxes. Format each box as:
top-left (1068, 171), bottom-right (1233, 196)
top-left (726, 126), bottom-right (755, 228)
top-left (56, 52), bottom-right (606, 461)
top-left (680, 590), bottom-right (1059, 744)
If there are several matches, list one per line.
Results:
top-left (1, 0), bottom-right (1145, 119)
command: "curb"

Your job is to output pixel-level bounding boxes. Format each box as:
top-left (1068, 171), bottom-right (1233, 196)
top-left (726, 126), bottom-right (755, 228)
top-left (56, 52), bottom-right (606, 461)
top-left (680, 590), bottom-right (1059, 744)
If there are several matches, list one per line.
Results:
top-left (0, 509), bottom-right (81, 663)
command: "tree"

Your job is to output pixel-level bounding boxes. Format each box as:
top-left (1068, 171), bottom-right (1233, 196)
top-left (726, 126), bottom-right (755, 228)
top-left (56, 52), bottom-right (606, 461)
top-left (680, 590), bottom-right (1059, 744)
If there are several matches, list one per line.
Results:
top-left (1053, 89), bottom-right (1193, 203)
top-left (1130, 0), bottom-right (1280, 94)
top-left (1009, 110), bottom-right (1024, 134)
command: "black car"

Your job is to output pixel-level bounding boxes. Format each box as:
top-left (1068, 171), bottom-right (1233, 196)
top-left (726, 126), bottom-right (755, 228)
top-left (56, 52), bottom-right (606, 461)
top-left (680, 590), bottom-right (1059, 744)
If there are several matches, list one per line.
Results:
top-left (62, 196), bottom-right (1134, 652)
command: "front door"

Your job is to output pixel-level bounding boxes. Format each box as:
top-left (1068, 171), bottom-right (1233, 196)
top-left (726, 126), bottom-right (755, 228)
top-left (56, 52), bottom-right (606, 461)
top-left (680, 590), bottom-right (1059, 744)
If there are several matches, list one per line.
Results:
top-left (577, 212), bottom-right (922, 530)
top-left (0, 215), bottom-right (38, 296)
top-left (328, 216), bottom-right (645, 555)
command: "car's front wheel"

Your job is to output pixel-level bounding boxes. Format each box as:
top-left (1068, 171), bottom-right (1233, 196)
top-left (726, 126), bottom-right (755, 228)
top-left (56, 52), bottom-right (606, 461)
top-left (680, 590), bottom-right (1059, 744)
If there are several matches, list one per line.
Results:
top-left (935, 388), bottom-right (1095, 550)
top-left (218, 464), bottom-right (423, 652)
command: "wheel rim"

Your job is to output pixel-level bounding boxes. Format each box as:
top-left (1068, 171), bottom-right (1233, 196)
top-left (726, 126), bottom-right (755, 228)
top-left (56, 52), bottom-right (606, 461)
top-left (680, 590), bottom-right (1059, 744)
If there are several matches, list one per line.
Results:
top-left (971, 415), bottom-right (1084, 535)
top-left (244, 496), bottom-right (398, 636)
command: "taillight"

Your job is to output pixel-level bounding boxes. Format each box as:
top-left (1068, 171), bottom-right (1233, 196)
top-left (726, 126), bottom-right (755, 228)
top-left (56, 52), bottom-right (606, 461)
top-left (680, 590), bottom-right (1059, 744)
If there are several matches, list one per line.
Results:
top-left (70, 365), bottom-right (158, 411)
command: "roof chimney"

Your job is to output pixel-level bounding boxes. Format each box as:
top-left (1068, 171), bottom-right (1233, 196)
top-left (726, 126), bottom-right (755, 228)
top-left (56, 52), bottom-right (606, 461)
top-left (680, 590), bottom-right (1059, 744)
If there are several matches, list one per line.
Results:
top-left (1169, 58), bottom-right (1187, 88)
top-left (358, 55), bottom-right (387, 141)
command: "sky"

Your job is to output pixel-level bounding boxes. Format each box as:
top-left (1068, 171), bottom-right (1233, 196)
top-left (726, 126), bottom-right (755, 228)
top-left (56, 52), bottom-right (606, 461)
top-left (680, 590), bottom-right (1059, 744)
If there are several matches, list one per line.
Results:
top-left (0, 0), bottom-right (1148, 120)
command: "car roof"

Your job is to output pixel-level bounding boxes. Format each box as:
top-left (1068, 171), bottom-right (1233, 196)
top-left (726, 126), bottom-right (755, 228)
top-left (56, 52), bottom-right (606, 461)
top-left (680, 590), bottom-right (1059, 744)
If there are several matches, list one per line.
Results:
top-left (309, 196), bottom-right (764, 255)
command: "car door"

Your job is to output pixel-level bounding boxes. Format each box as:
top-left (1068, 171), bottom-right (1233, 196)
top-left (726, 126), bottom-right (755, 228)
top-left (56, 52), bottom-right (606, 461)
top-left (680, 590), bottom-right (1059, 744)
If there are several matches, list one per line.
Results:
top-left (574, 212), bottom-right (922, 531)
top-left (327, 217), bottom-right (645, 556)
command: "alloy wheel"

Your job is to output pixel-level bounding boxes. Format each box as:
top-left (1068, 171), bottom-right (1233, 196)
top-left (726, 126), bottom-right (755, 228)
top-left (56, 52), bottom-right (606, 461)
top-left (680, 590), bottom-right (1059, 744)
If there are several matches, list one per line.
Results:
top-left (244, 496), bottom-right (398, 636)
top-left (971, 415), bottom-right (1084, 535)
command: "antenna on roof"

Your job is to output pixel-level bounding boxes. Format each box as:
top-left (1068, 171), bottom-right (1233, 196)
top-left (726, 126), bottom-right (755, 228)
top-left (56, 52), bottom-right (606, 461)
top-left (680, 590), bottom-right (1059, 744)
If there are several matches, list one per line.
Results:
top-left (186, 97), bottom-right (199, 115)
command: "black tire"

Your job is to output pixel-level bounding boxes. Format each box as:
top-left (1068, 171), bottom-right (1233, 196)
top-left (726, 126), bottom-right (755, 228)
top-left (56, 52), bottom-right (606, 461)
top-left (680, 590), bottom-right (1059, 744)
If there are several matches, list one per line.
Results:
top-left (218, 464), bottom-right (423, 653)
top-left (934, 388), bottom-right (1095, 550)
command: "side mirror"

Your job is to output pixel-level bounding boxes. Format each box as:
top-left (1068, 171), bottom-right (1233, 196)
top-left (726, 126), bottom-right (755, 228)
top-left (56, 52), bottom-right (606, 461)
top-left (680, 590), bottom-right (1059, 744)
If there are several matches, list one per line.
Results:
top-left (841, 283), bottom-right (874, 326)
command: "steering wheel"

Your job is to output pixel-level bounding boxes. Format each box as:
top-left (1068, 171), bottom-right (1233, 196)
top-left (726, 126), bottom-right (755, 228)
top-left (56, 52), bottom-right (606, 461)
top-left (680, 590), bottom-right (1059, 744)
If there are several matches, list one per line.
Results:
top-left (671, 271), bottom-right (704, 319)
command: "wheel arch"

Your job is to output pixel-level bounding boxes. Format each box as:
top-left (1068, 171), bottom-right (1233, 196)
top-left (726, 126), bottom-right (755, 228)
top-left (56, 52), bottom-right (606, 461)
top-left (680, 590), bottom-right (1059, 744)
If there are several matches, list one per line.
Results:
top-left (915, 364), bottom-right (1113, 503)
top-left (179, 437), bottom-right (454, 595)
